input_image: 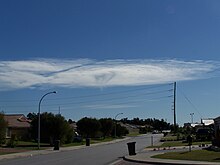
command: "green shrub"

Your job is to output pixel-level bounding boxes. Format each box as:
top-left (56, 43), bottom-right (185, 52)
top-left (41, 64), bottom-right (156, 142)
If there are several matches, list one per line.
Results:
top-left (7, 134), bottom-right (18, 148)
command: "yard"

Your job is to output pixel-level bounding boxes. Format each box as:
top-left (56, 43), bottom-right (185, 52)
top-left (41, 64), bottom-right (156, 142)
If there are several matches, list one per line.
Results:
top-left (0, 137), bottom-right (123, 155)
top-left (148, 140), bottom-right (211, 148)
top-left (152, 150), bottom-right (220, 162)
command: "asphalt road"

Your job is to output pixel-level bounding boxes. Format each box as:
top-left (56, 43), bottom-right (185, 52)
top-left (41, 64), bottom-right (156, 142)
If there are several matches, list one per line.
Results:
top-left (0, 134), bottom-right (163, 165)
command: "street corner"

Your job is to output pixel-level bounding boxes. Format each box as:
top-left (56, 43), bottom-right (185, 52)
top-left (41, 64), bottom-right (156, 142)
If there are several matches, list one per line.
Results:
top-left (123, 152), bottom-right (155, 164)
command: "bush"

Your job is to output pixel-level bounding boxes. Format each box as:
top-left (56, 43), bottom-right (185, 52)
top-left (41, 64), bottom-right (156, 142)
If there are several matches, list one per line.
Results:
top-left (112, 124), bottom-right (129, 137)
top-left (30, 113), bottom-right (74, 145)
top-left (139, 127), bottom-right (147, 134)
top-left (7, 134), bottom-right (18, 148)
top-left (0, 113), bottom-right (7, 145)
top-left (77, 117), bottom-right (101, 138)
top-left (196, 128), bottom-right (212, 141)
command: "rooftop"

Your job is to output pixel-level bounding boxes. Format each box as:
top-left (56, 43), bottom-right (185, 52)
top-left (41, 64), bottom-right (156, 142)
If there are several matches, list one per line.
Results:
top-left (4, 114), bottom-right (31, 128)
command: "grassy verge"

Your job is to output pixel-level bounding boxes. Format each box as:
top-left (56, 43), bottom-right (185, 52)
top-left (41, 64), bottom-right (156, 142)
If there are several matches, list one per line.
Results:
top-left (0, 152), bottom-right (15, 155)
top-left (0, 137), bottom-right (124, 154)
top-left (126, 128), bottom-right (141, 137)
top-left (0, 147), bottom-right (33, 155)
top-left (90, 137), bottom-right (117, 144)
top-left (62, 137), bottom-right (122, 147)
top-left (127, 132), bottom-right (141, 137)
top-left (147, 140), bottom-right (211, 148)
top-left (152, 150), bottom-right (220, 162)
top-left (161, 135), bottom-right (178, 141)
top-left (62, 142), bottom-right (84, 147)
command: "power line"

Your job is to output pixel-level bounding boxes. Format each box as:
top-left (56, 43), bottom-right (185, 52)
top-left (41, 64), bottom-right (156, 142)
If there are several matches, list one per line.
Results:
top-left (178, 86), bottom-right (203, 119)
top-left (0, 89), bottom-right (173, 108)
top-left (0, 83), bottom-right (172, 103)
top-left (0, 86), bottom-right (173, 109)
top-left (3, 95), bottom-right (173, 114)
top-left (1, 83), bottom-right (173, 116)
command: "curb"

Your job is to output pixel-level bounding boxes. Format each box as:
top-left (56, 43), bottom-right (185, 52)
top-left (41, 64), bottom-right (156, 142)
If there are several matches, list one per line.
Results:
top-left (123, 146), bottom-right (220, 165)
top-left (123, 155), bottom-right (220, 165)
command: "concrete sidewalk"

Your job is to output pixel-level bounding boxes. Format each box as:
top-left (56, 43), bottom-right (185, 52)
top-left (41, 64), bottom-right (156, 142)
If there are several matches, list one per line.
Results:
top-left (124, 146), bottom-right (220, 165)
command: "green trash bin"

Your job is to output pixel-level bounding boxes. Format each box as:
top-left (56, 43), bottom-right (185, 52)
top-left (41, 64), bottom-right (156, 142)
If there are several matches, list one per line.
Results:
top-left (86, 138), bottom-right (90, 146)
top-left (127, 142), bottom-right (136, 155)
top-left (54, 140), bottom-right (60, 150)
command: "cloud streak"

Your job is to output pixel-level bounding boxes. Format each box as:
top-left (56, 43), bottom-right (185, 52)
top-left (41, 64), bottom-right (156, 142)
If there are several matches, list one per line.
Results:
top-left (0, 59), bottom-right (219, 91)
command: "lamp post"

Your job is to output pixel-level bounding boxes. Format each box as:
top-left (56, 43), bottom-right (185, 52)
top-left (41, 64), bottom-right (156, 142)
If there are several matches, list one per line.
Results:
top-left (114, 113), bottom-right (123, 138)
top-left (38, 91), bottom-right (56, 150)
top-left (190, 113), bottom-right (194, 124)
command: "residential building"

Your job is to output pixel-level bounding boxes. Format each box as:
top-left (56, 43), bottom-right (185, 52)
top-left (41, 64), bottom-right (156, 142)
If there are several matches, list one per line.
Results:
top-left (4, 114), bottom-right (31, 140)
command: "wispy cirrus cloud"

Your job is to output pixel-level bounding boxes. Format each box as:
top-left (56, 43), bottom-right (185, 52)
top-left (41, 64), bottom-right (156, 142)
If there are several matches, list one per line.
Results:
top-left (0, 59), bottom-right (219, 91)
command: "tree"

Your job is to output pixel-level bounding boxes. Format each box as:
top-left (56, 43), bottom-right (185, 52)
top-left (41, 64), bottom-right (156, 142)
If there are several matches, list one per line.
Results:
top-left (99, 118), bottom-right (114, 138)
top-left (120, 117), bottom-right (171, 131)
top-left (27, 112), bottom-right (37, 120)
top-left (77, 117), bottom-right (101, 138)
top-left (112, 123), bottom-right (129, 137)
top-left (0, 112), bottom-right (7, 145)
top-left (139, 126), bottom-right (147, 134)
top-left (30, 112), bottom-right (74, 145)
top-left (68, 119), bottom-right (74, 124)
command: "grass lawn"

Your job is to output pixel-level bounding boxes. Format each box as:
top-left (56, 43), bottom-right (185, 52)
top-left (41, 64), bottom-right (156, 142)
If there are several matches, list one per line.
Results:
top-left (17, 141), bottom-right (50, 147)
top-left (148, 140), bottom-right (211, 148)
top-left (127, 129), bottom-right (140, 137)
top-left (161, 135), bottom-right (178, 141)
top-left (0, 147), bottom-right (30, 155)
top-left (0, 137), bottom-right (124, 155)
top-left (62, 142), bottom-right (84, 147)
top-left (62, 137), bottom-right (122, 147)
top-left (0, 152), bottom-right (17, 155)
top-left (152, 150), bottom-right (220, 162)
top-left (0, 152), bottom-right (15, 155)
top-left (90, 137), bottom-right (116, 144)
top-left (127, 132), bottom-right (141, 137)
top-left (0, 141), bottom-right (54, 156)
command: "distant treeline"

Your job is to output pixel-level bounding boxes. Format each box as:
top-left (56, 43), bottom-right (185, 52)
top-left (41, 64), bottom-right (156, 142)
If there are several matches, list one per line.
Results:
top-left (120, 117), bottom-right (173, 132)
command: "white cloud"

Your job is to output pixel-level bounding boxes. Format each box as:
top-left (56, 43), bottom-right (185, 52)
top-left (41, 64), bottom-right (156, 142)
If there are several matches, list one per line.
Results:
top-left (0, 59), bottom-right (219, 91)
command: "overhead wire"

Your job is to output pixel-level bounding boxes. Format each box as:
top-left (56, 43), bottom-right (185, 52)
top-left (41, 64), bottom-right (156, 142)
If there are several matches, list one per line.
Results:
top-left (1, 83), bottom-right (174, 114)
top-left (4, 95), bottom-right (173, 114)
top-left (0, 89), bottom-right (173, 108)
top-left (177, 86), bottom-right (203, 119)
top-left (0, 83), bottom-right (172, 103)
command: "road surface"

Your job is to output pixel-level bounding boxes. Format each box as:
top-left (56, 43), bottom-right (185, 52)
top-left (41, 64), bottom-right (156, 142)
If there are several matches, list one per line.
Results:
top-left (0, 134), bottom-right (163, 165)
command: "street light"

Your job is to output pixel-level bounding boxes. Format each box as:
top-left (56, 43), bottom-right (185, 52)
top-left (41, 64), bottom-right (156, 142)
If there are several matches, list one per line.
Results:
top-left (38, 91), bottom-right (56, 150)
top-left (114, 113), bottom-right (123, 138)
top-left (190, 113), bottom-right (194, 124)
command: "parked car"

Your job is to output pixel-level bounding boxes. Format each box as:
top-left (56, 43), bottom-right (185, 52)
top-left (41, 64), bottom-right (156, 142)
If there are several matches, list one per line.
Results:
top-left (73, 132), bottom-right (82, 142)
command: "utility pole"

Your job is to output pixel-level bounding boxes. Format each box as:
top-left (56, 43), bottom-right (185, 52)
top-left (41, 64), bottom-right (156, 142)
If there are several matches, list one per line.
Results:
top-left (173, 82), bottom-right (177, 133)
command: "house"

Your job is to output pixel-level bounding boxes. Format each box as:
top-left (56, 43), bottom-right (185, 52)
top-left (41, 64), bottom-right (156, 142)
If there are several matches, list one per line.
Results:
top-left (214, 116), bottom-right (220, 130)
top-left (69, 122), bottom-right (77, 131)
top-left (184, 122), bottom-right (203, 128)
top-left (184, 118), bottom-right (214, 130)
top-left (214, 116), bottom-right (220, 137)
top-left (4, 114), bottom-right (31, 140)
top-left (201, 118), bottom-right (214, 126)
top-left (213, 116), bottom-right (220, 147)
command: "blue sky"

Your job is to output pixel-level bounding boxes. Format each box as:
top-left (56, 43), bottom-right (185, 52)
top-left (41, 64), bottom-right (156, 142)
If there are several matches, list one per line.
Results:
top-left (1, 0), bottom-right (220, 125)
